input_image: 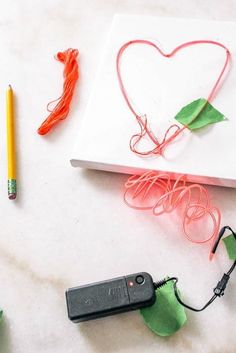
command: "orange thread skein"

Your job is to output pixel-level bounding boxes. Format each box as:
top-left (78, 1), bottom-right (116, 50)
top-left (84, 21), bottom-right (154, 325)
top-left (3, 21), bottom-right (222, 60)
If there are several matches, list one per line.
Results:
top-left (38, 48), bottom-right (79, 135)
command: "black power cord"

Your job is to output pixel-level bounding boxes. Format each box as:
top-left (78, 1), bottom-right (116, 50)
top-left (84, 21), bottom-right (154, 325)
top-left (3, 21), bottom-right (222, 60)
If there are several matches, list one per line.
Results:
top-left (154, 226), bottom-right (236, 312)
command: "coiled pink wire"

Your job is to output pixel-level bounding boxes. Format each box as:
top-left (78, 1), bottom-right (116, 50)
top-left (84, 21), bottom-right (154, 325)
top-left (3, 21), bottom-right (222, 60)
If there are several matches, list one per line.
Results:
top-left (116, 39), bottom-right (230, 156)
top-left (124, 171), bottom-right (221, 257)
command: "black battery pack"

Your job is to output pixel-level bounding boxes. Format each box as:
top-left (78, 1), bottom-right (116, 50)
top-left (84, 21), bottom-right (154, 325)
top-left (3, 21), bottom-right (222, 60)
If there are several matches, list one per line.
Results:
top-left (66, 272), bottom-right (156, 323)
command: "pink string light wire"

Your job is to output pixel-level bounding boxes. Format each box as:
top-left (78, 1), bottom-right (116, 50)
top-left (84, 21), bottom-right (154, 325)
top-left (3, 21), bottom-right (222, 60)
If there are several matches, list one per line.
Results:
top-left (116, 39), bottom-right (231, 156)
top-left (124, 171), bottom-right (221, 258)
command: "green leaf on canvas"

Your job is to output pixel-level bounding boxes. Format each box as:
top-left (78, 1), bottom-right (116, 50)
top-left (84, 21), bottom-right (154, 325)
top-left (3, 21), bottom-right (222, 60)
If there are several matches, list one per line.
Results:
top-left (175, 98), bottom-right (225, 130)
top-left (140, 279), bottom-right (187, 337)
top-left (223, 234), bottom-right (236, 260)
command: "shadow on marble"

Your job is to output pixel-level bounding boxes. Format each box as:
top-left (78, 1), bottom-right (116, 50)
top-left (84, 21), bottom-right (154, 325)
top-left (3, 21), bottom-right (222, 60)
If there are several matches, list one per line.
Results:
top-left (0, 318), bottom-right (12, 353)
top-left (81, 168), bottom-right (128, 190)
top-left (78, 309), bottom-right (201, 353)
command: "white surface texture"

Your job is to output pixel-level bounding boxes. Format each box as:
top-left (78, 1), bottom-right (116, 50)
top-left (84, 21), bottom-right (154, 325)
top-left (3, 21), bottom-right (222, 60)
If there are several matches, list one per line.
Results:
top-left (71, 15), bottom-right (236, 188)
top-left (0, 1), bottom-right (236, 353)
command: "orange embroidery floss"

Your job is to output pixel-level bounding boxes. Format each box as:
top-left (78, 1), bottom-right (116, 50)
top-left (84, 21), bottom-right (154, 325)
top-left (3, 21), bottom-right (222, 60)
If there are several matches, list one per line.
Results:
top-left (38, 48), bottom-right (79, 135)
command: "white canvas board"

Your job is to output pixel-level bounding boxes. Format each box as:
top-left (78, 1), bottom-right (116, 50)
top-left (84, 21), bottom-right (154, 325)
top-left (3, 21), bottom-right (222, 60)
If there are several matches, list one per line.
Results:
top-left (71, 15), bottom-right (236, 187)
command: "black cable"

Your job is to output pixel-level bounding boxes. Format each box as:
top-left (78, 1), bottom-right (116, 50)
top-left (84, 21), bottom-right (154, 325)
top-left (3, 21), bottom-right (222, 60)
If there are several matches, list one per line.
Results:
top-left (172, 278), bottom-right (217, 312)
top-left (210, 226), bottom-right (236, 257)
top-left (154, 226), bottom-right (236, 312)
top-left (227, 261), bottom-right (236, 276)
top-left (154, 277), bottom-right (217, 312)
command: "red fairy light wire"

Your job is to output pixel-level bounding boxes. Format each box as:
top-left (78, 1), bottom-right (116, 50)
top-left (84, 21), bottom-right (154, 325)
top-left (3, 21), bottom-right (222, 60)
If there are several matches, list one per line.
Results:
top-left (116, 39), bottom-right (230, 156)
top-left (124, 171), bottom-right (221, 257)
top-left (38, 48), bottom-right (79, 135)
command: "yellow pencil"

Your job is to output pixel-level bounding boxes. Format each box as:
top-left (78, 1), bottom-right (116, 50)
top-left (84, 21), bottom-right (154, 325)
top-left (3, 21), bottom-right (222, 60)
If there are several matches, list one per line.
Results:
top-left (6, 85), bottom-right (17, 200)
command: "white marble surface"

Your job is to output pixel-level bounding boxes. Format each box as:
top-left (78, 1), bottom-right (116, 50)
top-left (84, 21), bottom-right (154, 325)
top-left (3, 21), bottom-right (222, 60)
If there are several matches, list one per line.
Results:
top-left (0, 1), bottom-right (236, 353)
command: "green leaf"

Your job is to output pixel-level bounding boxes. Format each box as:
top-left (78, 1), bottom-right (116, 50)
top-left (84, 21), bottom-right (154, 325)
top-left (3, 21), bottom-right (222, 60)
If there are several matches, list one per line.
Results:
top-left (140, 279), bottom-right (187, 336)
top-left (175, 98), bottom-right (225, 130)
top-left (223, 234), bottom-right (236, 260)
top-left (0, 309), bottom-right (3, 322)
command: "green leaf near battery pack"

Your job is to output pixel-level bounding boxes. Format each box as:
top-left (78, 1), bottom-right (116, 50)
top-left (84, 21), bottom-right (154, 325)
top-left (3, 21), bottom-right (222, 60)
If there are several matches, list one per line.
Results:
top-left (140, 279), bottom-right (187, 336)
top-left (175, 98), bottom-right (225, 130)
top-left (223, 234), bottom-right (236, 260)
